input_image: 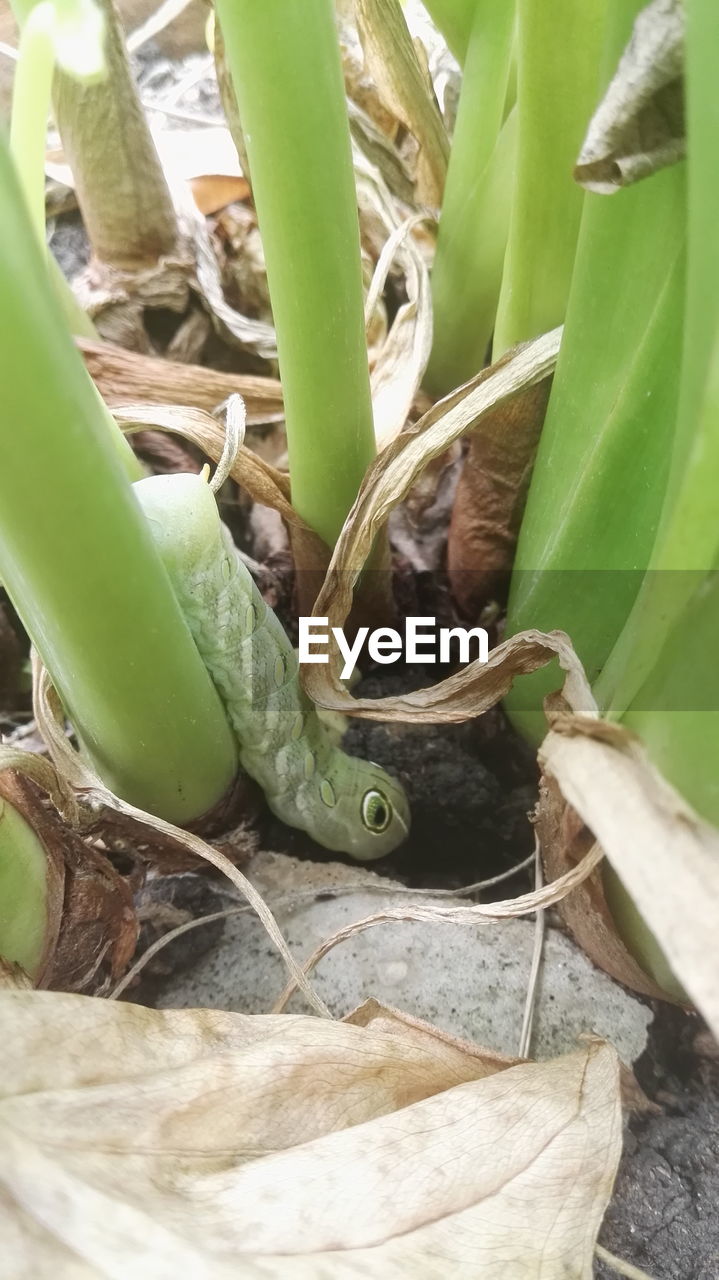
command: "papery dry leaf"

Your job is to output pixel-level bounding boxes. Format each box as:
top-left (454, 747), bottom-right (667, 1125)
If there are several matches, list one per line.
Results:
top-left (113, 402), bottom-right (298, 523)
top-left (349, 98), bottom-right (416, 204)
top-left (72, 252), bottom-right (194, 354)
top-left (113, 403), bottom-right (363, 615)
top-left (540, 715), bottom-right (719, 1037)
top-left (354, 0), bottom-right (449, 205)
top-left (78, 337), bottom-right (283, 422)
top-left (175, 185), bottom-right (277, 361)
top-left (345, 998), bottom-right (522, 1074)
top-left (448, 378), bottom-right (553, 617)
top-left (301, 328), bottom-right (579, 716)
top-left (536, 775), bottom-right (670, 1002)
top-left (575, 0), bottom-right (684, 191)
top-left (339, 12), bottom-right (400, 137)
top-left (0, 991), bottom-right (621, 1279)
top-left (357, 151), bottom-right (434, 445)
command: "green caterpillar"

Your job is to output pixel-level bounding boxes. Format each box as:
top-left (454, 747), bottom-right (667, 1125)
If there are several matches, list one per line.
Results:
top-left (133, 471), bottom-right (410, 859)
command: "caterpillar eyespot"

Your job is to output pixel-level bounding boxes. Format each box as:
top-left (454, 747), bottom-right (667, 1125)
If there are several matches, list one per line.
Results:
top-left (361, 788), bottom-right (392, 834)
top-left (133, 471), bottom-right (410, 860)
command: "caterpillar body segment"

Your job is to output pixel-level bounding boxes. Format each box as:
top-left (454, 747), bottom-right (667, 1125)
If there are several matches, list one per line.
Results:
top-left (133, 472), bottom-right (410, 859)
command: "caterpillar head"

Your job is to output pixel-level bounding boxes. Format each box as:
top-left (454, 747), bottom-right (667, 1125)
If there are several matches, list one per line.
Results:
top-left (314, 757), bottom-right (410, 861)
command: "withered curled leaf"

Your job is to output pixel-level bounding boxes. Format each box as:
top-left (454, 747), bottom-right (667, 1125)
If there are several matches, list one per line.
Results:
top-left (575, 0), bottom-right (685, 191)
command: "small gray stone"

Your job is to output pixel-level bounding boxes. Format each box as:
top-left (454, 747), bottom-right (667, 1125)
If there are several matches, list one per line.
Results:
top-left (149, 852), bottom-right (653, 1064)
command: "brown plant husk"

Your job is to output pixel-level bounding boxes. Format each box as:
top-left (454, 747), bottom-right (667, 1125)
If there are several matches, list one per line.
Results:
top-left (447, 376), bottom-right (552, 618)
top-left (0, 768), bottom-right (137, 993)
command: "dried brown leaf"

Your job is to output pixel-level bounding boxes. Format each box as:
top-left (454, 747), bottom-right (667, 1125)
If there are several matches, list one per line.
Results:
top-left (301, 329), bottom-right (587, 718)
top-left (357, 153), bottom-right (434, 444)
top-left (354, 0), bottom-right (449, 206)
top-left (349, 98), bottom-right (417, 204)
top-left (536, 775), bottom-right (670, 1002)
top-left (540, 715), bottom-right (719, 1037)
top-left (78, 337), bottom-right (283, 422)
top-left (0, 991), bottom-right (621, 1278)
top-left (114, 403), bottom-right (346, 597)
top-left (448, 377), bottom-right (553, 616)
top-left (575, 0), bottom-right (684, 191)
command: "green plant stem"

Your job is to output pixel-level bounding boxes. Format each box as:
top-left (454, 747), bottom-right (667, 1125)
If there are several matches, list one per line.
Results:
top-left (10, 5), bottom-right (137, 473)
top-left (492, 0), bottom-right (607, 355)
top-left (9, 0), bottom-right (97, 342)
top-left (214, 0), bottom-right (375, 549)
top-left (505, 165), bottom-right (686, 741)
top-left (0, 136), bottom-right (238, 823)
top-left (51, 0), bottom-right (179, 268)
top-left (421, 0), bottom-right (478, 65)
top-left (9, 0), bottom-right (54, 250)
top-left (0, 784), bottom-right (47, 977)
top-left (425, 1), bottom-right (516, 396)
top-left (596, 0), bottom-right (719, 722)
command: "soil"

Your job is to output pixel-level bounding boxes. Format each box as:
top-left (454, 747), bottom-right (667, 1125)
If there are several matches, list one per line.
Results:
top-left (596, 1007), bottom-right (719, 1280)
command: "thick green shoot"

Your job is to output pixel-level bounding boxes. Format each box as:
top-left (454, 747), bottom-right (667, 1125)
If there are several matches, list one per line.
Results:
top-left (10, 0), bottom-right (99, 340)
top-left (51, 0), bottom-right (179, 270)
top-left (425, 1), bottom-right (516, 396)
top-left (214, 0), bottom-right (375, 549)
top-left (0, 787), bottom-right (47, 977)
top-left (505, 162), bottom-right (686, 741)
top-left (492, 0), bottom-right (607, 355)
top-left (506, 0), bottom-right (719, 991)
top-left (0, 136), bottom-right (238, 823)
top-left (421, 0), bottom-right (478, 65)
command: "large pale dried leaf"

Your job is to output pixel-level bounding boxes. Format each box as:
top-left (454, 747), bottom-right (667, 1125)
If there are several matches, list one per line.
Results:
top-left (575, 0), bottom-right (684, 191)
top-left (355, 0), bottom-right (449, 205)
top-left (540, 715), bottom-right (719, 1036)
top-left (0, 992), bottom-right (621, 1278)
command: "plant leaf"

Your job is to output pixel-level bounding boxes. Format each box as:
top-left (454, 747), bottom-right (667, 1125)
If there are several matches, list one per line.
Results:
top-left (539, 714), bottom-right (719, 1035)
top-left (354, 0), bottom-right (449, 205)
top-left (575, 0), bottom-right (685, 192)
top-left (0, 992), bottom-right (621, 1277)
